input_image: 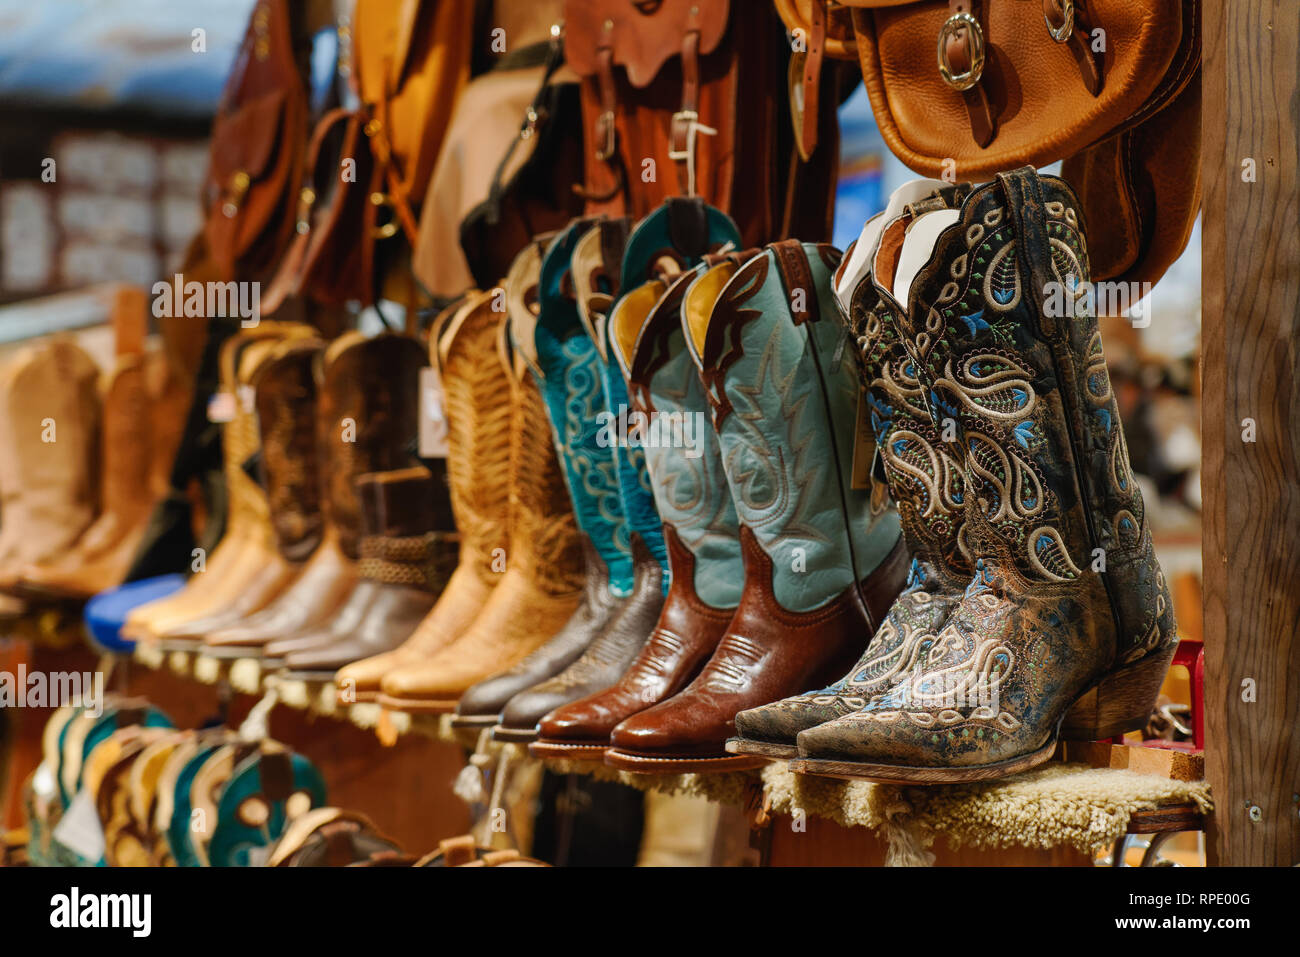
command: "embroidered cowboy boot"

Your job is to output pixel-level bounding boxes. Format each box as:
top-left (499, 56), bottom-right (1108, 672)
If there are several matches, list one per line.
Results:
top-left (201, 336), bottom-right (346, 657)
top-left (125, 323), bottom-right (309, 641)
top-left (605, 239), bottom-right (910, 773)
top-left (529, 254), bottom-right (751, 760)
top-left (257, 333), bottom-right (428, 663)
top-left (454, 224), bottom-right (642, 734)
top-left (489, 220), bottom-right (669, 743)
top-left (281, 467), bottom-right (455, 676)
top-left (0, 337), bottom-right (101, 594)
top-left (793, 168), bottom-right (1178, 783)
top-left (377, 302), bottom-right (585, 713)
top-left (334, 294), bottom-right (510, 704)
top-left (729, 184), bottom-right (975, 758)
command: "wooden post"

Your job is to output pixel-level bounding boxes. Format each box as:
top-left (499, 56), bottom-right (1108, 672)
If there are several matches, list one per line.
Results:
top-left (1201, 0), bottom-right (1300, 866)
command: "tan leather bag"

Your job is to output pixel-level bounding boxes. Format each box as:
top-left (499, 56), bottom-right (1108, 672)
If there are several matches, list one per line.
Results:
top-left (351, 0), bottom-right (475, 246)
top-left (776, 0), bottom-right (1201, 285)
top-left (203, 0), bottom-right (310, 281)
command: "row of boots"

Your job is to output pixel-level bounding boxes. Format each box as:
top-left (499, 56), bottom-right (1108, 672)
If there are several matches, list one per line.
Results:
top-left (121, 168), bottom-right (1177, 785)
top-left (0, 289), bottom-right (187, 621)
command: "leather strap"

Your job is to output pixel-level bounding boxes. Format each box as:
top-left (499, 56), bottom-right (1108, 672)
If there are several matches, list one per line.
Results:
top-left (668, 9), bottom-right (709, 196)
top-left (946, 0), bottom-right (996, 149)
top-left (666, 197), bottom-right (710, 260)
top-left (996, 167), bottom-right (1056, 336)
top-left (771, 240), bottom-right (820, 326)
top-left (798, 0), bottom-right (828, 160)
top-left (260, 749), bottom-right (294, 802)
top-left (1045, 0), bottom-right (1104, 96)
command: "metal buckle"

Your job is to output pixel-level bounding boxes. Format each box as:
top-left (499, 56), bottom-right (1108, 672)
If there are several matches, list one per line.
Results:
top-left (667, 110), bottom-right (699, 162)
top-left (936, 12), bottom-right (985, 92)
top-left (370, 192), bottom-right (399, 240)
top-left (1045, 0), bottom-right (1075, 43)
top-left (595, 110), bottom-right (616, 162)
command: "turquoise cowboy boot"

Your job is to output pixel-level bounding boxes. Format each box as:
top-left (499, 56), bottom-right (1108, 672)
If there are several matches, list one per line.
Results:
top-left (529, 252), bottom-right (756, 760)
top-left (492, 218), bottom-right (671, 742)
top-left (730, 184), bottom-right (976, 758)
top-left (605, 239), bottom-right (909, 772)
top-left (793, 168), bottom-right (1178, 783)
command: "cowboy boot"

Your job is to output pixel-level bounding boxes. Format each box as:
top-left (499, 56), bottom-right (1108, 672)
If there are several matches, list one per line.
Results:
top-left (604, 239), bottom-right (910, 773)
top-left (125, 323), bottom-right (309, 641)
top-left (281, 467), bottom-right (456, 676)
top-left (378, 304), bottom-right (584, 713)
top-left (529, 254), bottom-right (753, 760)
top-left (333, 294), bottom-right (510, 705)
top-left (18, 353), bottom-right (155, 599)
top-left (730, 183), bottom-right (976, 757)
top-left (0, 337), bottom-right (101, 593)
top-left (453, 225), bottom-right (640, 733)
top-left (793, 169), bottom-right (1178, 783)
top-left (259, 332), bottom-right (429, 662)
top-left (199, 336), bottom-right (340, 657)
top-left (487, 220), bottom-right (669, 742)
top-left (150, 336), bottom-right (314, 644)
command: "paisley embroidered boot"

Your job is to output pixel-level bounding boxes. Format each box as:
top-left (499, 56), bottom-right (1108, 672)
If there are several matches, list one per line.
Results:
top-left (793, 168), bottom-right (1178, 783)
top-left (729, 185), bottom-right (975, 758)
top-left (604, 239), bottom-right (910, 773)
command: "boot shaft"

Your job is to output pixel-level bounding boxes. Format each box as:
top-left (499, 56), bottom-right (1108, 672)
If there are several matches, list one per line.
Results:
top-left (500, 312), bottom-right (584, 596)
top-left (697, 240), bottom-right (901, 614)
top-left (570, 217), bottom-right (669, 581)
top-left (318, 332), bottom-right (426, 559)
top-left (613, 263), bottom-right (744, 611)
top-left (354, 467), bottom-right (456, 594)
top-left (97, 354), bottom-right (153, 522)
top-left (895, 168), bottom-right (1174, 663)
top-left (518, 220), bottom-right (635, 595)
top-left (252, 339), bottom-right (324, 562)
top-left (434, 292), bottom-right (514, 583)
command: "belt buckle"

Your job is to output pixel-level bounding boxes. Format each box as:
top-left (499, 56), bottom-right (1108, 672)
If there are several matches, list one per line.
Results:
top-left (668, 110), bottom-right (699, 161)
top-left (936, 12), bottom-right (985, 92)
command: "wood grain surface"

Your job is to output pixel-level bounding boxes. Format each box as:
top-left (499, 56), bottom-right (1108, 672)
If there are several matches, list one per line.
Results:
top-left (1201, 0), bottom-right (1300, 866)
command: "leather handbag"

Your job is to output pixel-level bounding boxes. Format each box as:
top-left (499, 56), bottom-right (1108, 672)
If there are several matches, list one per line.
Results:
top-left (351, 0), bottom-right (475, 247)
top-left (202, 0), bottom-right (310, 281)
top-left (776, 0), bottom-right (1201, 285)
top-left (565, 0), bottom-right (835, 245)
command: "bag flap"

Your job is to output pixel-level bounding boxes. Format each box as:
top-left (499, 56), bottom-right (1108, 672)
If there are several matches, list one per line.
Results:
top-left (773, 0), bottom-right (860, 59)
top-left (208, 88), bottom-right (289, 183)
top-left (565, 0), bottom-right (730, 87)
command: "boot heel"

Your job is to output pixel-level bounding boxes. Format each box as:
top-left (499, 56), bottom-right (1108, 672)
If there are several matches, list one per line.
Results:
top-left (1060, 649), bottom-right (1174, 741)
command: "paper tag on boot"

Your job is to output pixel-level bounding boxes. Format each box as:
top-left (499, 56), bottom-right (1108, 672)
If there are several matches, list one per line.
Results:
top-left (851, 388), bottom-right (877, 491)
top-left (52, 788), bottom-right (106, 863)
top-left (418, 366), bottom-right (449, 458)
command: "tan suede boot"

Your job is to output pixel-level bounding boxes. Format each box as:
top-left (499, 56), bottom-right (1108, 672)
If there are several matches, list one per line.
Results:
top-left (126, 323), bottom-right (311, 641)
top-left (18, 352), bottom-right (154, 599)
top-left (377, 300), bottom-right (584, 714)
top-left (336, 293), bottom-right (509, 703)
top-left (0, 337), bottom-right (101, 592)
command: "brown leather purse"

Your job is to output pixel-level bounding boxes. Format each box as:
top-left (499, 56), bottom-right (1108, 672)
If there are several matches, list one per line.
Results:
top-left (776, 0), bottom-right (1201, 286)
top-left (202, 0), bottom-right (310, 281)
top-left (351, 0), bottom-right (475, 247)
top-left (565, 0), bottom-right (836, 245)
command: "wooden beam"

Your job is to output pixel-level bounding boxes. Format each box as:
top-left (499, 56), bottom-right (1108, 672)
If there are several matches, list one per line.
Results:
top-left (1201, 0), bottom-right (1300, 866)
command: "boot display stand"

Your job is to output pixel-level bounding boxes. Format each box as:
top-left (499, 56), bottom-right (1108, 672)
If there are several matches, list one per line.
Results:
top-left (1, 0), bottom-right (1297, 884)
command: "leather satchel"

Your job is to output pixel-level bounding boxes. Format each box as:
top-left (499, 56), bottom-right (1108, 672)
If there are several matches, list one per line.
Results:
top-left (202, 0), bottom-right (310, 281)
top-left (351, 0), bottom-right (475, 246)
top-left (565, 0), bottom-right (835, 245)
top-left (776, 0), bottom-right (1201, 286)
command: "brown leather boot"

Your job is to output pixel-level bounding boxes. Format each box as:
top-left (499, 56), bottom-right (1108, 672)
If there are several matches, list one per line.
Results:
top-left (377, 302), bottom-right (584, 714)
top-left (126, 323), bottom-right (310, 642)
top-left (334, 294), bottom-right (510, 704)
top-left (0, 337), bottom-right (101, 593)
top-left (18, 353), bottom-right (154, 599)
top-left (260, 333), bottom-right (429, 663)
top-left (282, 467), bottom-right (456, 677)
